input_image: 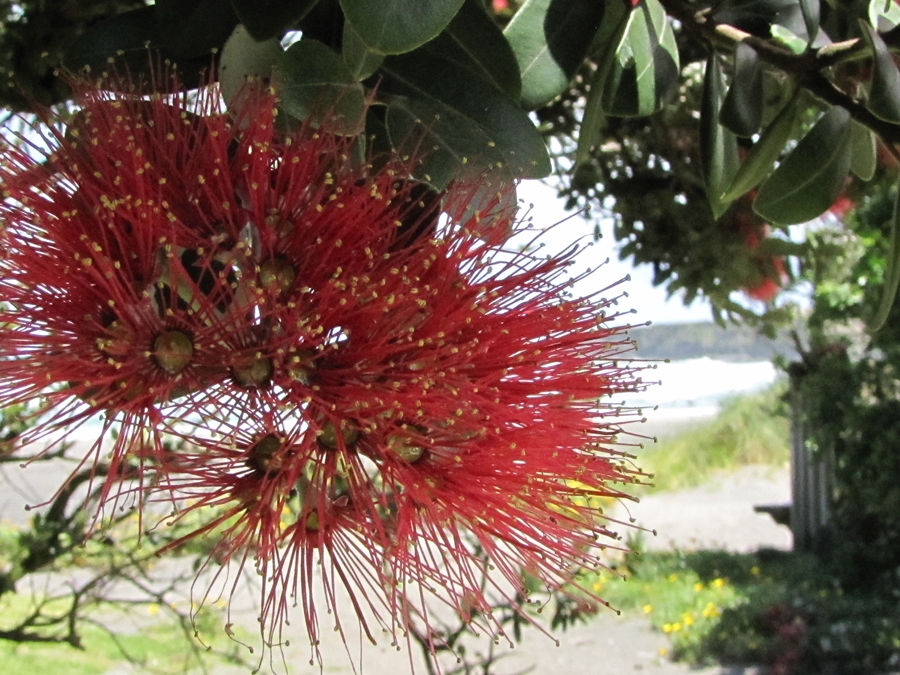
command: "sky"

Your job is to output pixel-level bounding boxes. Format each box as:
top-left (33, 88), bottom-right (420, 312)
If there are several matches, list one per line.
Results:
top-left (518, 180), bottom-right (714, 326)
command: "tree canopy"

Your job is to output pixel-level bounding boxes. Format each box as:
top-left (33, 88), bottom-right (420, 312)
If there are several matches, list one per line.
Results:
top-left (3, 0), bottom-right (900, 328)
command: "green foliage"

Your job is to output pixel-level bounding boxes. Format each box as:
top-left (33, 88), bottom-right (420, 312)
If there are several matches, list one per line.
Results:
top-left (504, 0), bottom-right (603, 110)
top-left (340, 0), bottom-right (466, 55)
top-left (280, 38), bottom-right (367, 135)
top-left (701, 53), bottom-right (739, 219)
top-left (9, 0), bottom-right (900, 314)
top-left (0, 594), bottom-right (239, 675)
top-left (720, 43), bottom-right (763, 138)
top-left (721, 91), bottom-right (800, 202)
top-left (600, 0), bottom-right (680, 118)
top-left (640, 386), bottom-right (791, 492)
top-left (156, 0), bottom-right (241, 59)
top-left (859, 20), bottom-right (900, 123)
top-left (798, 187), bottom-right (900, 589)
top-left (232, 0), bottom-right (317, 41)
top-left (589, 549), bottom-right (900, 675)
top-left (753, 106), bottom-right (853, 226)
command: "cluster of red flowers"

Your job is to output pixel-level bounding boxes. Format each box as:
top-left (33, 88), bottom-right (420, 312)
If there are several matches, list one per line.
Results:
top-left (0, 77), bottom-right (648, 663)
top-left (734, 198), bottom-right (789, 303)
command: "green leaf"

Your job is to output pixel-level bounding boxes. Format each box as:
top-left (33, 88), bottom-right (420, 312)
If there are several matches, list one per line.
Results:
top-left (385, 98), bottom-right (483, 188)
top-left (503, 0), bottom-right (605, 110)
top-left (721, 42), bottom-right (763, 137)
top-left (860, 21), bottom-right (900, 123)
top-left (340, 0), bottom-right (466, 54)
top-left (868, 182), bottom-right (900, 331)
top-left (430, 0), bottom-right (521, 101)
top-left (868, 0), bottom-right (900, 31)
top-left (157, 0), bottom-right (239, 60)
top-left (575, 63), bottom-right (608, 167)
top-left (770, 24), bottom-right (807, 55)
top-left (575, 0), bottom-right (630, 166)
top-left (754, 106), bottom-right (852, 225)
top-left (721, 92), bottom-right (799, 202)
top-left (799, 0), bottom-right (820, 45)
top-left (850, 120), bottom-right (877, 181)
top-left (700, 54), bottom-right (739, 220)
top-left (65, 6), bottom-right (218, 84)
top-left (601, 0), bottom-right (680, 117)
top-left (379, 47), bottom-right (550, 187)
top-left (219, 25), bottom-right (284, 107)
top-left (280, 39), bottom-right (367, 135)
top-left (230, 0), bottom-right (318, 41)
top-left (65, 6), bottom-right (160, 73)
top-left (343, 20), bottom-right (384, 80)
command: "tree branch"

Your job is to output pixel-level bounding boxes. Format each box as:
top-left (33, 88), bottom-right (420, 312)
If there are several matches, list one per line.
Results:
top-left (660, 0), bottom-right (900, 145)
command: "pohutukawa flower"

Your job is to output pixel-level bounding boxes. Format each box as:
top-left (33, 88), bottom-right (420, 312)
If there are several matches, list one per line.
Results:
top-left (0, 74), bottom-right (653, 667)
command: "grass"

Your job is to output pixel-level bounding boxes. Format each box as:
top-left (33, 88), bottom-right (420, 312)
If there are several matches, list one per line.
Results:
top-left (637, 383), bottom-right (791, 492)
top-left (0, 602), bottom-right (246, 675)
top-left (578, 384), bottom-right (900, 673)
top-left (580, 548), bottom-right (900, 675)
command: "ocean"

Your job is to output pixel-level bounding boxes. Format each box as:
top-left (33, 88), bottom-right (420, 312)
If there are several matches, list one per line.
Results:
top-left (628, 357), bottom-right (780, 422)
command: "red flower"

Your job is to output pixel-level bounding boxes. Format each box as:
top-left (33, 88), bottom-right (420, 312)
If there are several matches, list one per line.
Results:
top-left (1, 76), bottom-right (649, 666)
top-left (734, 208), bottom-right (788, 303)
top-left (829, 195), bottom-right (854, 221)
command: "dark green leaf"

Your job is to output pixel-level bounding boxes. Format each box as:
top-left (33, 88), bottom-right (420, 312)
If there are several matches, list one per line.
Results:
top-left (770, 25), bottom-right (808, 55)
top-left (754, 107), bottom-right (852, 225)
top-left (850, 120), bottom-right (877, 181)
top-left (295, 0), bottom-right (346, 49)
top-left (860, 21), bottom-right (900, 123)
top-left (64, 6), bottom-right (217, 84)
top-left (429, 0), bottom-right (521, 101)
top-left (385, 98), bottom-right (486, 188)
top-left (386, 99), bottom-right (519, 237)
top-left (700, 53), bottom-right (739, 219)
top-left (230, 0), bottom-right (318, 41)
top-left (869, 0), bottom-right (900, 31)
top-left (364, 106), bottom-right (394, 159)
top-left (379, 48), bottom-right (550, 187)
top-left (157, 0), bottom-right (239, 59)
top-left (574, 1), bottom-right (630, 166)
top-left (504, 0), bottom-right (604, 110)
top-left (575, 62), bottom-right (608, 167)
top-left (713, 0), bottom-right (802, 35)
top-left (65, 6), bottom-right (160, 74)
top-left (721, 92), bottom-right (799, 202)
top-left (799, 0), bottom-right (820, 45)
top-left (219, 25), bottom-right (284, 107)
top-left (343, 20), bottom-right (384, 80)
top-left (280, 39), bottom-right (366, 135)
top-left (720, 42), bottom-right (763, 137)
top-left (869, 183), bottom-right (900, 331)
top-left (601, 0), bottom-right (680, 117)
top-left (340, 0), bottom-right (466, 54)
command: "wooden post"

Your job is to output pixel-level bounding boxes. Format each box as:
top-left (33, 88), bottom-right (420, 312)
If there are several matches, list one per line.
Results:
top-left (789, 377), bottom-right (832, 553)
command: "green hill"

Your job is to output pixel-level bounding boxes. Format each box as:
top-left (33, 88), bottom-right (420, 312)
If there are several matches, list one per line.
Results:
top-left (629, 322), bottom-right (797, 362)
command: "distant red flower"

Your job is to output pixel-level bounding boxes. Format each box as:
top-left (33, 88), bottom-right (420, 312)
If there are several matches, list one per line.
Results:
top-left (733, 207), bottom-right (788, 303)
top-left (0, 76), bottom-right (649, 666)
top-left (829, 195), bottom-right (854, 221)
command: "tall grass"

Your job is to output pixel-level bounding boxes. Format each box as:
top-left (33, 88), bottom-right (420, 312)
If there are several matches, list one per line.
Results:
top-left (638, 383), bottom-right (791, 492)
